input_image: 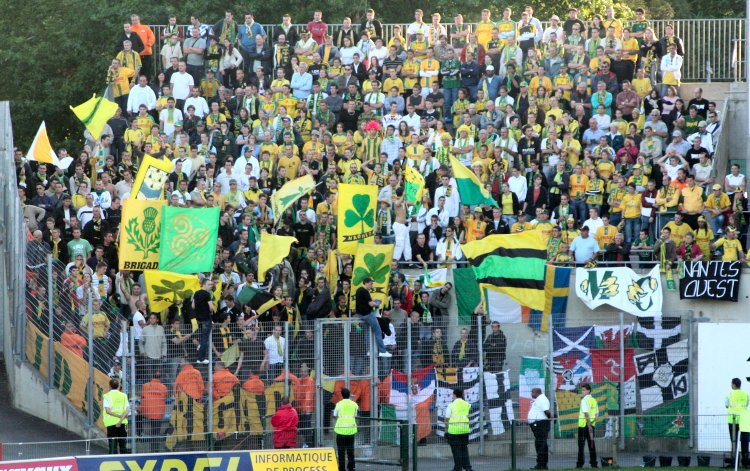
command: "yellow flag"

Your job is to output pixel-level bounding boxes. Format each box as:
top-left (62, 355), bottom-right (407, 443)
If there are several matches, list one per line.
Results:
top-left (119, 199), bottom-right (166, 270)
top-left (324, 249), bottom-right (339, 297)
top-left (271, 174), bottom-right (316, 223)
top-left (337, 183), bottom-right (378, 255)
top-left (27, 122), bottom-right (74, 170)
top-left (349, 243), bottom-right (394, 311)
top-left (131, 155), bottom-right (173, 199)
top-left (69, 94), bottom-right (119, 141)
top-left (144, 270), bottom-right (201, 313)
top-left (258, 232), bottom-right (298, 282)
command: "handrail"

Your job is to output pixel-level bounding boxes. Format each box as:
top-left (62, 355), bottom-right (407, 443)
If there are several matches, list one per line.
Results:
top-left (144, 18), bottom-right (745, 81)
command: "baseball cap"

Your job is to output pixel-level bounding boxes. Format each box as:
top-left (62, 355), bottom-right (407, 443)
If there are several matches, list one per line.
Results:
top-left (712, 183), bottom-right (722, 190)
top-left (485, 65), bottom-right (495, 71)
top-left (672, 130), bottom-right (682, 137)
top-left (698, 120), bottom-right (707, 127)
top-left (473, 207), bottom-right (483, 213)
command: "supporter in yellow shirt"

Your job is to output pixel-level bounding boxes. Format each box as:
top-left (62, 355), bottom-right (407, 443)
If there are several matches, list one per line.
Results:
top-left (475, 9), bottom-right (495, 48)
top-left (621, 183), bottom-right (643, 245)
top-left (595, 214), bottom-right (618, 249)
top-left (710, 228), bottom-right (746, 262)
top-left (533, 210), bottom-right (555, 242)
top-left (678, 176), bottom-right (705, 228)
top-left (663, 213), bottom-right (692, 246)
top-left (465, 209), bottom-right (488, 242)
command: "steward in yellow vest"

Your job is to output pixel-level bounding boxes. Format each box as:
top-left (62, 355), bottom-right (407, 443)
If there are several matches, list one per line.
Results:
top-left (576, 383), bottom-right (598, 468)
top-left (727, 378), bottom-right (750, 466)
top-left (334, 387), bottom-right (359, 471)
top-left (103, 379), bottom-right (130, 454)
top-left (446, 388), bottom-right (473, 471)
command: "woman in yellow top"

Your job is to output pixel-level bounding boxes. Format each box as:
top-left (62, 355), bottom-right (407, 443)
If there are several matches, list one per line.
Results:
top-left (295, 113), bottom-right (313, 143)
top-left (451, 88), bottom-right (471, 127)
top-left (561, 217), bottom-right (581, 245)
top-left (627, 164), bottom-right (649, 191)
top-left (535, 87), bottom-right (551, 114)
top-left (694, 216), bottom-right (714, 260)
top-left (332, 124), bottom-right (349, 154)
top-left (585, 169), bottom-right (605, 213)
top-left (465, 210), bottom-right (487, 243)
top-left (621, 183), bottom-right (643, 245)
top-left (400, 51), bottom-right (420, 90)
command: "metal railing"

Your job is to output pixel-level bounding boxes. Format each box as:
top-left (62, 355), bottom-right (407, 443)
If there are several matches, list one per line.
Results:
top-left (144, 18), bottom-right (745, 81)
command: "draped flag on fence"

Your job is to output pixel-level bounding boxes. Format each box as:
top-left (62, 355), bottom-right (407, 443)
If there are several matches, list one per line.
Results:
top-left (635, 316), bottom-right (681, 349)
top-left (552, 326), bottom-right (595, 391)
top-left (271, 174), bottom-right (316, 225)
top-left (555, 381), bottom-right (618, 437)
top-left (530, 265), bottom-right (572, 332)
top-left (483, 370), bottom-right (514, 435)
top-left (338, 183), bottom-right (378, 254)
top-left (449, 155), bottom-right (498, 207)
top-left (144, 270), bottom-right (201, 312)
top-left (454, 267), bottom-right (526, 325)
top-left (350, 243), bottom-right (394, 310)
top-left (403, 164), bottom-right (426, 204)
top-left (462, 231), bottom-right (547, 311)
top-left (634, 339), bottom-right (689, 411)
top-left (257, 233), bottom-right (298, 282)
top-left (159, 206), bottom-right (220, 274)
top-left (389, 366), bottom-right (436, 441)
top-left (118, 198), bottom-right (166, 270)
top-left (131, 155), bottom-right (173, 200)
top-left (27, 122), bottom-right (74, 169)
top-left (575, 264), bottom-right (663, 317)
top-left (324, 249), bottom-right (339, 298)
top-left (519, 357), bottom-right (546, 420)
top-left (404, 268), bottom-right (447, 292)
top-left (642, 396), bottom-right (689, 437)
top-left (70, 94), bottom-right (119, 140)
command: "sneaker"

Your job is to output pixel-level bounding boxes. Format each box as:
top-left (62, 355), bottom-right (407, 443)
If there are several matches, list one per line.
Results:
top-left (197, 359), bottom-right (209, 365)
top-left (378, 351), bottom-right (393, 358)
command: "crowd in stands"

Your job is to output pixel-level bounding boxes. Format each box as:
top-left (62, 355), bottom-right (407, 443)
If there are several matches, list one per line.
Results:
top-left (15, 5), bottom-right (748, 437)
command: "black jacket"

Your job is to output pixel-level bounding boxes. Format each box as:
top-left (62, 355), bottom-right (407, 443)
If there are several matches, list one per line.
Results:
top-left (485, 218), bottom-right (510, 235)
top-left (245, 43), bottom-right (273, 75)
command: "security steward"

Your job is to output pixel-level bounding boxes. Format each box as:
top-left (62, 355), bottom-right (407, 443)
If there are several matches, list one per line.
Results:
top-left (334, 387), bottom-right (359, 471)
top-left (446, 388), bottom-right (473, 471)
top-left (576, 383), bottom-right (598, 469)
top-left (103, 378), bottom-right (130, 454)
top-left (727, 378), bottom-right (750, 467)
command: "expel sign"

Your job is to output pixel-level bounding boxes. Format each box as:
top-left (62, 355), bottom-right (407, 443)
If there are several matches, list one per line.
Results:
top-left (0, 458), bottom-right (77, 471)
top-left (679, 261), bottom-right (742, 302)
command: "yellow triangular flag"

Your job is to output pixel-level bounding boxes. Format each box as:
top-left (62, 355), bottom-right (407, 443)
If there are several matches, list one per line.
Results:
top-left (270, 174), bottom-right (316, 223)
top-left (257, 232), bottom-right (298, 282)
top-left (69, 94), bottom-right (119, 141)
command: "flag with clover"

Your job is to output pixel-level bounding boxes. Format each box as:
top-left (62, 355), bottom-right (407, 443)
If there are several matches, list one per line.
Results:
top-left (349, 243), bottom-right (395, 311)
top-left (337, 183), bottom-right (378, 255)
top-left (118, 199), bottom-right (166, 270)
top-left (144, 270), bottom-right (201, 313)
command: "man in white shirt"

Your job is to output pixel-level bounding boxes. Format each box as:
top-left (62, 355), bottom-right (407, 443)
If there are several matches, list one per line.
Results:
top-left (126, 75), bottom-right (157, 116)
top-left (508, 167), bottom-right (528, 202)
top-left (170, 60), bottom-right (194, 103)
top-left (183, 86), bottom-right (210, 118)
top-left (582, 207), bottom-right (604, 234)
top-left (528, 387), bottom-right (551, 470)
top-left (262, 324), bottom-right (286, 381)
top-left (159, 97), bottom-right (184, 137)
top-left (233, 148), bottom-right (260, 179)
top-left (433, 175), bottom-right (460, 218)
top-left (400, 105), bottom-right (421, 135)
top-left (569, 226), bottom-right (602, 265)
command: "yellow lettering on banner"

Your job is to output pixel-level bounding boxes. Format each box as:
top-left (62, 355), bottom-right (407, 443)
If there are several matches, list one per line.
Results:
top-left (26, 322), bottom-right (50, 379)
top-left (100, 462), bottom-right (126, 471)
top-left (160, 459), bottom-right (189, 471)
top-left (166, 391), bottom-right (206, 450)
top-left (127, 461), bottom-right (157, 471)
top-left (249, 448), bottom-right (339, 471)
top-left (264, 381), bottom-right (295, 418)
top-left (213, 387), bottom-right (240, 436)
top-left (239, 388), bottom-right (264, 436)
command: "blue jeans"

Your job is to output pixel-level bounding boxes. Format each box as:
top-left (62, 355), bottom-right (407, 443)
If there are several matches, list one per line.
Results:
top-left (624, 218), bottom-right (641, 246)
top-left (502, 215), bottom-right (517, 227)
top-left (571, 199), bottom-right (587, 225)
top-left (359, 312), bottom-right (387, 354)
top-left (707, 212), bottom-right (725, 235)
top-left (197, 321), bottom-right (212, 361)
top-left (443, 87), bottom-right (459, 121)
top-left (609, 212), bottom-right (622, 228)
top-left (641, 215), bottom-right (653, 238)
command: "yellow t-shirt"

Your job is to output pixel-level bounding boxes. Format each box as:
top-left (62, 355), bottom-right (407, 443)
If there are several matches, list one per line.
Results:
top-left (663, 221), bottom-right (691, 246)
top-left (596, 225), bottom-right (618, 249)
top-left (713, 238), bottom-right (743, 261)
top-left (621, 192), bottom-right (642, 219)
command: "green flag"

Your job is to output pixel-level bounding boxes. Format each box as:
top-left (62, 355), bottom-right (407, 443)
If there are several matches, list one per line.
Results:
top-left (158, 206), bottom-right (220, 274)
top-left (453, 267), bottom-right (483, 325)
top-left (642, 396), bottom-right (689, 437)
top-left (449, 155), bottom-right (498, 207)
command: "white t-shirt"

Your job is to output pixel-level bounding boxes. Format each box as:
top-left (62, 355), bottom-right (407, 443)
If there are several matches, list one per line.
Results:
top-left (132, 311), bottom-right (146, 340)
top-left (264, 335), bottom-right (286, 365)
top-left (528, 393), bottom-right (551, 422)
top-left (170, 72), bottom-right (195, 100)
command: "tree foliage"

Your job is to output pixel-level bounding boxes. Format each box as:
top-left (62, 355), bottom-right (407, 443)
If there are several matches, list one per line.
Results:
top-left (0, 0), bottom-right (742, 150)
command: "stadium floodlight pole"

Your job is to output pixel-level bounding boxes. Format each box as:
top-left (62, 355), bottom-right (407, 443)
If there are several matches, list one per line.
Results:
top-left (47, 254), bottom-right (54, 391)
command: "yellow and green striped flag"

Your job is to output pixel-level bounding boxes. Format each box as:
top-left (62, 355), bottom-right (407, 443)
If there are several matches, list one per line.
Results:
top-left (449, 155), bottom-right (498, 207)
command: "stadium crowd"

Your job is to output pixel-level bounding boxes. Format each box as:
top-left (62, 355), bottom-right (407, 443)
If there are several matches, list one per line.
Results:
top-left (15, 5), bottom-right (748, 442)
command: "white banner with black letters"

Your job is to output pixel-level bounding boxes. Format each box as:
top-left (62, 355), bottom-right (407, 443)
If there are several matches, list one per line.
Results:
top-left (679, 261), bottom-right (741, 302)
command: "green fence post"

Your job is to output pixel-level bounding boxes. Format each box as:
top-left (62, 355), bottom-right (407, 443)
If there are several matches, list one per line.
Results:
top-left (400, 422), bottom-right (409, 471)
top-left (511, 420), bottom-right (517, 471)
top-left (412, 423), bottom-right (418, 471)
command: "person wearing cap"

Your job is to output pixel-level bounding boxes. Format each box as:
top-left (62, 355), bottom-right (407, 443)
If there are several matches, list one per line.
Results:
top-left (200, 67), bottom-right (221, 99)
top-left (687, 120), bottom-right (715, 155)
top-left (563, 7), bottom-right (586, 37)
top-left (704, 184), bottom-right (731, 236)
top-left (543, 15), bottom-right (563, 45)
top-left (569, 225), bottom-right (601, 266)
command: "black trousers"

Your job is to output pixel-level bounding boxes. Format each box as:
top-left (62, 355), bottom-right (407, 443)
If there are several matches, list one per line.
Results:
top-left (336, 433), bottom-right (356, 471)
top-left (530, 420), bottom-right (550, 468)
top-left (447, 432), bottom-right (472, 471)
top-left (107, 423), bottom-right (129, 454)
top-left (577, 425), bottom-right (597, 467)
top-left (729, 423), bottom-right (750, 466)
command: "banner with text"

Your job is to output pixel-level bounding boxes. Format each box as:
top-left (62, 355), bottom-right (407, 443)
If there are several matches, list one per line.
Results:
top-left (575, 265), bottom-right (663, 317)
top-left (679, 261), bottom-right (741, 302)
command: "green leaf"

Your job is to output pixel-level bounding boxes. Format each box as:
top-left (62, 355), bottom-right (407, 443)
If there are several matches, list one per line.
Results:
top-left (371, 264), bottom-right (391, 283)
top-left (352, 267), bottom-right (370, 286)
top-left (352, 193), bottom-right (371, 216)
top-left (151, 284), bottom-right (172, 295)
top-left (344, 209), bottom-right (362, 228)
top-left (362, 209), bottom-right (375, 227)
top-left (162, 279), bottom-right (185, 290)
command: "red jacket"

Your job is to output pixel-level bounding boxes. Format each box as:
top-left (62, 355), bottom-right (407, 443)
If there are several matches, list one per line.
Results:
top-left (271, 403), bottom-right (299, 448)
